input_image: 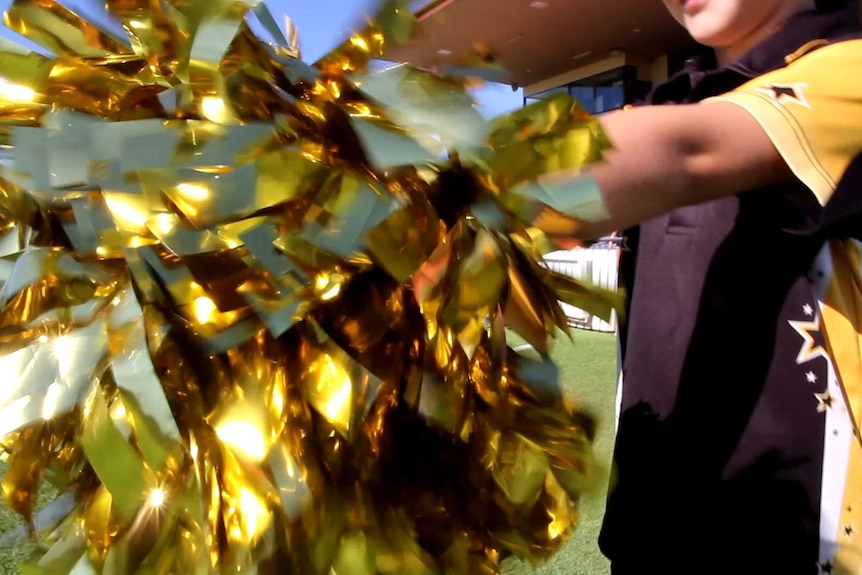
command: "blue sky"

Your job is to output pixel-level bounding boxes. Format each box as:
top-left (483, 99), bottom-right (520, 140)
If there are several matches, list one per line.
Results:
top-left (0, 0), bottom-right (523, 118)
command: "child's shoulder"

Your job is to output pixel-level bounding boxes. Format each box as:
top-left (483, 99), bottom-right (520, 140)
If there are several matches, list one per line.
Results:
top-left (735, 35), bottom-right (862, 94)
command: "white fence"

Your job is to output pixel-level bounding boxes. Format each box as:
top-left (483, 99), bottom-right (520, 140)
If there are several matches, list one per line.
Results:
top-left (543, 247), bottom-right (621, 333)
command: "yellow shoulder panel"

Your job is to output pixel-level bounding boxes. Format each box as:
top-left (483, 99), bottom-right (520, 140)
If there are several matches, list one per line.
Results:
top-left (707, 39), bottom-right (862, 205)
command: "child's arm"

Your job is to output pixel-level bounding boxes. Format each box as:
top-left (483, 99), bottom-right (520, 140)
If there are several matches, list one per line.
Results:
top-left (531, 102), bottom-right (792, 239)
top-left (530, 39), bottom-right (862, 240)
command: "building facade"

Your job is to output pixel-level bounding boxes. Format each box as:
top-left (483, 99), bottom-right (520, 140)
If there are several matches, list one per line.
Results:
top-left (391, 0), bottom-right (702, 116)
top-left (522, 47), bottom-right (709, 114)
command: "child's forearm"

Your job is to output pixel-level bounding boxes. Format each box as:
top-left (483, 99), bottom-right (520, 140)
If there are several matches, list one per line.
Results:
top-left (526, 103), bottom-right (793, 239)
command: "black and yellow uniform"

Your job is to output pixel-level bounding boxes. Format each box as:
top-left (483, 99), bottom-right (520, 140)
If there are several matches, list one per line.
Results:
top-left (709, 36), bottom-right (862, 572)
top-left (601, 8), bottom-right (862, 574)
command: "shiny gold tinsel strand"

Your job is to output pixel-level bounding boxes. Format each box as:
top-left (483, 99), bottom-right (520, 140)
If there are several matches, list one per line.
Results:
top-left (0, 1), bottom-right (622, 574)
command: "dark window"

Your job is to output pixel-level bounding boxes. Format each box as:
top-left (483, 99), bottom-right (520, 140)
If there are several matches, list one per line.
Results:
top-left (523, 65), bottom-right (649, 115)
top-left (667, 45), bottom-right (714, 77)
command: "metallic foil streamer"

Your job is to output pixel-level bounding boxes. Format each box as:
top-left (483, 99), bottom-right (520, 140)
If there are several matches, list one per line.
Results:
top-left (0, 1), bottom-right (620, 574)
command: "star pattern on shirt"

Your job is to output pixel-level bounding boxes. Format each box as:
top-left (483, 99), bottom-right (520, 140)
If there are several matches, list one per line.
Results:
top-left (803, 303), bottom-right (815, 316)
top-left (789, 315), bottom-right (829, 365)
top-left (818, 559), bottom-right (834, 574)
top-left (807, 371), bottom-right (818, 384)
top-left (844, 523), bottom-right (856, 538)
top-left (816, 390), bottom-right (835, 413)
top-left (756, 82), bottom-right (811, 108)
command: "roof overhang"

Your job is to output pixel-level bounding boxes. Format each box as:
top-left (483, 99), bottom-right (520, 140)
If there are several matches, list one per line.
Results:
top-left (389, 0), bottom-right (698, 87)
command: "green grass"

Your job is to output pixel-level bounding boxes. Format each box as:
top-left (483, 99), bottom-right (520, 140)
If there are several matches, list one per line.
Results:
top-left (502, 330), bottom-right (617, 575)
top-left (0, 475), bottom-right (55, 574)
top-left (0, 331), bottom-right (618, 575)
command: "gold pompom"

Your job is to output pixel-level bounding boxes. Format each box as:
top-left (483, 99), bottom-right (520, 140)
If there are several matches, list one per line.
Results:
top-left (0, 1), bottom-right (621, 574)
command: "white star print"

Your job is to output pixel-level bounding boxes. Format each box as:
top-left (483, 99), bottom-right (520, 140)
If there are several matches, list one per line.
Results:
top-left (806, 371), bottom-right (818, 383)
top-left (788, 315), bottom-right (829, 365)
top-left (803, 303), bottom-right (814, 316)
top-left (755, 82), bottom-right (811, 108)
top-left (816, 390), bottom-right (834, 413)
